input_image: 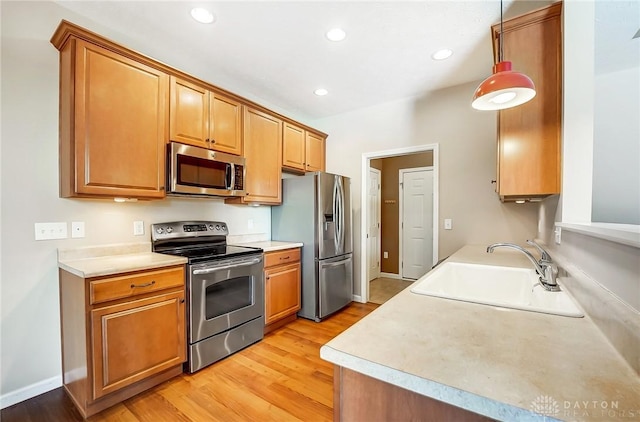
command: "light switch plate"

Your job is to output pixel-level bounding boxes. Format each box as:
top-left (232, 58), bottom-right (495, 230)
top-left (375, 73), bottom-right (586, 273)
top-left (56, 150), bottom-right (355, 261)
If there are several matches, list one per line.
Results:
top-left (35, 222), bottom-right (68, 240)
top-left (444, 219), bottom-right (453, 230)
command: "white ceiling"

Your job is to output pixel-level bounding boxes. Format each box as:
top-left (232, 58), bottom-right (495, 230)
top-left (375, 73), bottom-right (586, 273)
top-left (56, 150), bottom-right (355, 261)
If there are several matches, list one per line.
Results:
top-left (54, 0), bottom-right (565, 121)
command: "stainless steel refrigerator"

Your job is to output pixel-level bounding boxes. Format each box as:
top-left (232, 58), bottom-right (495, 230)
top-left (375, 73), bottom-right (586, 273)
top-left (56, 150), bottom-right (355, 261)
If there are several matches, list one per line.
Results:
top-left (272, 172), bottom-right (353, 321)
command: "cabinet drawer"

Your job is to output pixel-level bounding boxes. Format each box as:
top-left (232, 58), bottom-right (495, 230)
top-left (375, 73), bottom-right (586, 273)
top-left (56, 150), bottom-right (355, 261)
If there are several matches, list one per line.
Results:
top-left (90, 266), bottom-right (184, 305)
top-left (265, 248), bottom-right (300, 268)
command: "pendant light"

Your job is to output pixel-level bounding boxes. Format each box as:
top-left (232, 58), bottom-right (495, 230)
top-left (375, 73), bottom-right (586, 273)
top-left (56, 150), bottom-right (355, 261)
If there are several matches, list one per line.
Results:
top-left (472, 0), bottom-right (536, 110)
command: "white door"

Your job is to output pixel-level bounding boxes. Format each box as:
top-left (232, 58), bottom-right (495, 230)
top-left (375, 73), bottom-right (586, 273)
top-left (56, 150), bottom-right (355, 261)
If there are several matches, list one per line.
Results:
top-left (367, 168), bottom-right (381, 281)
top-left (400, 168), bottom-right (433, 280)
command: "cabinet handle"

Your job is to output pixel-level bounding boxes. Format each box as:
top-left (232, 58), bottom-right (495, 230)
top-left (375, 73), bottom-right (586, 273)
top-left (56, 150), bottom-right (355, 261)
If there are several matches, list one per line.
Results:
top-left (279, 256), bottom-right (290, 260)
top-left (180, 299), bottom-right (185, 303)
top-left (130, 280), bottom-right (155, 288)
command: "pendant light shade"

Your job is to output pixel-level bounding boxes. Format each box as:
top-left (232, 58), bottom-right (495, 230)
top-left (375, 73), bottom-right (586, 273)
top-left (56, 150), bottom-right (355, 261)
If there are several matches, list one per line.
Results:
top-left (472, 0), bottom-right (536, 111)
top-left (471, 61), bottom-right (536, 110)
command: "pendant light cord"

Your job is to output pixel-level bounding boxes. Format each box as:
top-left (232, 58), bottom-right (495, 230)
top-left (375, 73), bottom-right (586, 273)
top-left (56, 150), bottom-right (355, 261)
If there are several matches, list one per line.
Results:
top-left (499, 0), bottom-right (504, 62)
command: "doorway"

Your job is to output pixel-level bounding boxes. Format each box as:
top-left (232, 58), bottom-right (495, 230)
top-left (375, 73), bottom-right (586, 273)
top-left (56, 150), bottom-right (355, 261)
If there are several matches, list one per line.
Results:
top-left (360, 144), bottom-right (439, 303)
top-left (367, 168), bottom-right (381, 282)
top-left (399, 167), bottom-right (434, 279)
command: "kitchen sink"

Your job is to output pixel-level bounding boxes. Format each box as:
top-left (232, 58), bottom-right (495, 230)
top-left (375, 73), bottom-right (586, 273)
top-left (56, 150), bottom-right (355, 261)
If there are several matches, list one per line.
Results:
top-left (410, 262), bottom-right (584, 317)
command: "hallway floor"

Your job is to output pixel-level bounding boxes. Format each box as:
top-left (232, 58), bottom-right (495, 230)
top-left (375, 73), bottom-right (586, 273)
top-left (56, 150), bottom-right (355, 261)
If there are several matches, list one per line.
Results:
top-left (368, 277), bottom-right (414, 304)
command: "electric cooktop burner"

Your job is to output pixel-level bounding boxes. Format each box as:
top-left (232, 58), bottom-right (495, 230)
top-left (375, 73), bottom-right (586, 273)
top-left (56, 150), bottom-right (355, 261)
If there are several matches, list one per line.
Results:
top-left (150, 221), bottom-right (262, 264)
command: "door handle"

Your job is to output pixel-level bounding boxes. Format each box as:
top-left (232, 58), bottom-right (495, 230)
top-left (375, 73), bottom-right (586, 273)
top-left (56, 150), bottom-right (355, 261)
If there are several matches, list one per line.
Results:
top-left (192, 257), bottom-right (262, 274)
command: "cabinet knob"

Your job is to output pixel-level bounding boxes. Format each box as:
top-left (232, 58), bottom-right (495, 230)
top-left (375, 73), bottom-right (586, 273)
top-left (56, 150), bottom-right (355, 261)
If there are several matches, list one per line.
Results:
top-left (211, 138), bottom-right (216, 144)
top-left (180, 298), bottom-right (185, 303)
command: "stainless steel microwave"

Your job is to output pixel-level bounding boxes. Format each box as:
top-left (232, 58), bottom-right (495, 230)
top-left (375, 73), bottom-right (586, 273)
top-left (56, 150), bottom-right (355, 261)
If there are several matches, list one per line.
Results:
top-left (168, 142), bottom-right (246, 197)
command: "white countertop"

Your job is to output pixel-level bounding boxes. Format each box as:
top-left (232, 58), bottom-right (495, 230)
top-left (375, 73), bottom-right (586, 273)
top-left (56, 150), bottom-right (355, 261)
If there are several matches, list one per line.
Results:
top-left (232, 240), bottom-right (303, 252)
top-left (320, 245), bottom-right (640, 421)
top-left (58, 243), bottom-right (187, 278)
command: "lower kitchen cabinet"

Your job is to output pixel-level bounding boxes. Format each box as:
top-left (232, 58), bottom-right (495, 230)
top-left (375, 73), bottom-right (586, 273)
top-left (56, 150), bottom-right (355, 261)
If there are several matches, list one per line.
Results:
top-left (59, 265), bottom-right (186, 418)
top-left (264, 248), bottom-right (301, 333)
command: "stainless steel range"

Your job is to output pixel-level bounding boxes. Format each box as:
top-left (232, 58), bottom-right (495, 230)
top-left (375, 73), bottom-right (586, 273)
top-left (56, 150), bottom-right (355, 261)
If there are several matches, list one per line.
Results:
top-left (151, 221), bottom-right (264, 373)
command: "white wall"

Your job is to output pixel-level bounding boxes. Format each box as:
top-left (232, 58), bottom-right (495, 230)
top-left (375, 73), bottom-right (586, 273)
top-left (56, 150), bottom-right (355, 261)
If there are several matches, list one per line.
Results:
top-left (0, 1), bottom-right (271, 406)
top-left (312, 82), bottom-right (539, 297)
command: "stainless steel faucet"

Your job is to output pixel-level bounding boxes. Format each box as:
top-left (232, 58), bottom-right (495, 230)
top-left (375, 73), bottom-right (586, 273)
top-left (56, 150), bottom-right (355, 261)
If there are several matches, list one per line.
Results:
top-left (486, 240), bottom-right (560, 291)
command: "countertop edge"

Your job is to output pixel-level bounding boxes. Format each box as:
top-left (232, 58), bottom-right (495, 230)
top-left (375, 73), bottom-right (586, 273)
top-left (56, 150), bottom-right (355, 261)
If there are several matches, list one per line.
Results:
top-left (231, 241), bottom-right (303, 252)
top-left (58, 253), bottom-right (188, 278)
top-left (319, 345), bottom-right (551, 422)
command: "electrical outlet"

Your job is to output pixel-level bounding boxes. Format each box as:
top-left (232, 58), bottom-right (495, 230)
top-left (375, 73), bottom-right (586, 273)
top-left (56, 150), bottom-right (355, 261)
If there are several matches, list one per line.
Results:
top-left (554, 226), bottom-right (562, 245)
top-left (444, 219), bottom-right (453, 230)
top-left (34, 222), bottom-right (68, 240)
top-left (71, 222), bottom-right (85, 238)
top-left (383, 251), bottom-right (389, 259)
top-left (133, 221), bottom-right (145, 236)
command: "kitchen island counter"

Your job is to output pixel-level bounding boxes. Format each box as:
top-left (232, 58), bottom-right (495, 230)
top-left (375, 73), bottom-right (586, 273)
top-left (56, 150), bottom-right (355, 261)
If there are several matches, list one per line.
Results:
top-left (320, 245), bottom-right (640, 421)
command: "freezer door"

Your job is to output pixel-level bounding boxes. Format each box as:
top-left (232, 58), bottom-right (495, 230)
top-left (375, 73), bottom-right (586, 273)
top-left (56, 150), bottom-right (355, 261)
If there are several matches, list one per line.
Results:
top-left (318, 173), bottom-right (352, 259)
top-left (318, 254), bottom-right (353, 319)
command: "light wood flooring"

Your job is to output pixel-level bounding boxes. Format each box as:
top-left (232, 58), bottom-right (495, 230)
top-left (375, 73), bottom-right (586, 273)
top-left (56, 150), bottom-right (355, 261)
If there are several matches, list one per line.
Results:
top-left (1, 302), bottom-right (378, 422)
top-left (368, 277), bottom-right (415, 304)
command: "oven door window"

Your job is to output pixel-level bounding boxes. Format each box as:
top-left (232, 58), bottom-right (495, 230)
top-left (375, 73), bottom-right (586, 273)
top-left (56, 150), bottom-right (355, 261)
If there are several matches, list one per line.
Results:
top-left (177, 154), bottom-right (230, 190)
top-left (205, 276), bottom-right (252, 319)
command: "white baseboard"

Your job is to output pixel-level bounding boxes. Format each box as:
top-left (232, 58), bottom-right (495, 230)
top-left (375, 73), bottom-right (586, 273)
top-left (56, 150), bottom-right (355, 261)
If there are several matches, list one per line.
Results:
top-left (0, 375), bottom-right (62, 409)
top-left (352, 294), bottom-right (364, 303)
top-left (379, 272), bottom-right (401, 279)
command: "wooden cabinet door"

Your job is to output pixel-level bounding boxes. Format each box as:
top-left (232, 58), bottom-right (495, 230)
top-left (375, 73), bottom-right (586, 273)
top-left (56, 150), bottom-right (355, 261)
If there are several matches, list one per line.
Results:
top-left (283, 122), bottom-right (305, 171)
top-left (210, 92), bottom-right (242, 155)
top-left (494, 3), bottom-right (561, 199)
top-left (305, 132), bottom-right (326, 172)
top-left (169, 76), bottom-right (209, 149)
top-left (241, 107), bottom-right (282, 204)
top-left (90, 290), bottom-right (186, 399)
top-left (71, 39), bottom-right (168, 198)
top-left (265, 262), bottom-right (301, 325)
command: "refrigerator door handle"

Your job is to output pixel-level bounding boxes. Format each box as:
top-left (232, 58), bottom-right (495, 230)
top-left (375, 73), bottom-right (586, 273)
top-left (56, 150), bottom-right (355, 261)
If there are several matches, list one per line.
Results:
top-left (338, 177), bottom-right (345, 251)
top-left (333, 177), bottom-right (340, 252)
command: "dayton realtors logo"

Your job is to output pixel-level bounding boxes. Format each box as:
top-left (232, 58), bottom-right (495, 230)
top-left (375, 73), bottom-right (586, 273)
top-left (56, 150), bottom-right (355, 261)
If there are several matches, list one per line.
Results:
top-left (530, 395), bottom-right (637, 419)
top-left (530, 395), bottom-right (560, 417)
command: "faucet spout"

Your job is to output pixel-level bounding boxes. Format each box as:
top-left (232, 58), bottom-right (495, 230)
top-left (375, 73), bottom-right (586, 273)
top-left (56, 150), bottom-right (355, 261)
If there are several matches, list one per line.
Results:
top-left (487, 242), bottom-right (560, 291)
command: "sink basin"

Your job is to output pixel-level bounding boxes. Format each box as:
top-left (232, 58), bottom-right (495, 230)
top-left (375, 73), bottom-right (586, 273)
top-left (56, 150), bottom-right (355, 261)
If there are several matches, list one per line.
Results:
top-left (410, 262), bottom-right (583, 317)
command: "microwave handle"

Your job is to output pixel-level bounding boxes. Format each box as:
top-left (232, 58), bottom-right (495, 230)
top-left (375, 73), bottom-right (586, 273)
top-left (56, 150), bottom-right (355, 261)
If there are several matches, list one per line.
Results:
top-left (228, 163), bottom-right (235, 191)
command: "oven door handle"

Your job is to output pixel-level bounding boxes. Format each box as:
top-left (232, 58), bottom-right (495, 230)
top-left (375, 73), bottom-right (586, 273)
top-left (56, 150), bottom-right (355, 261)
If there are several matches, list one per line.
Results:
top-left (192, 257), bottom-right (262, 275)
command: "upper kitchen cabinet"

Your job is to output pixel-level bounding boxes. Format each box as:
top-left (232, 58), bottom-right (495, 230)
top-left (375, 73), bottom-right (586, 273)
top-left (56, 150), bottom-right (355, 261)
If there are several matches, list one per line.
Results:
top-left (169, 76), bottom-right (243, 155)
top-left (282, 122), bottom-right (326, 173)
top-left (492, 2), bottom-right (562, 202)
top-left (305, 131), bottom-right (326, 172)
top-left (227, 107), bottom-right (282, 205)
top-left (51, 21), bottom-right (168, 199)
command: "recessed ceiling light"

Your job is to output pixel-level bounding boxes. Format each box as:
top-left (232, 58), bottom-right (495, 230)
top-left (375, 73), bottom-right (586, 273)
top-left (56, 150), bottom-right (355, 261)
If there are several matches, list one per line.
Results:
top-left (325, 28), bottom-right (346, 42)
top-left (314, 88), bottom-right (328, 96)
top-left (431, 48), bottom-right (453, 61)
top-left (190, 7), bottom-right (215, 24)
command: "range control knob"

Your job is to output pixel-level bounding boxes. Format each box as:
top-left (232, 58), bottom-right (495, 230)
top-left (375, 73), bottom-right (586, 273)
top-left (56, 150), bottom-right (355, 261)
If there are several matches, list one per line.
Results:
top-left (222, 224), bottom-right (227, 231)
top-left (208, 224), bottom-right (214, 230)
top-left (166, 226), bottom-right (173, 233)
top-left (215, 224), bottom-right (221, 230)
top-left (156, 227), bottom-right (164, 234)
